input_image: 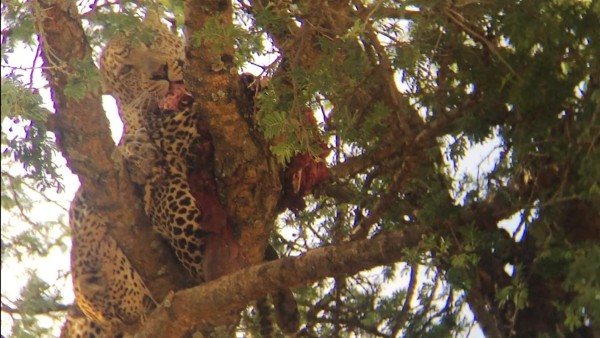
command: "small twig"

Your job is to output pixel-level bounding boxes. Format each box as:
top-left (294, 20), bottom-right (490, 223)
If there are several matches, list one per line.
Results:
top-left (6, 176), bottom-right (40, 228)
top-left (350, 168), bottom-right (406, 240)
top-left (0, 64), bottom-right (55, 71)
top-left (1, 300), bottom-right (71, 315)
top-left (2, 170), bottom-right (69, 213)
top-left (1, 27), bottom-right (12, 45)
top-left (28, 43), bottom-right (42, 88)
top-left (311, 316), bottom-right (389, 337)
top-left (443, 7), bottom-right (522, 81)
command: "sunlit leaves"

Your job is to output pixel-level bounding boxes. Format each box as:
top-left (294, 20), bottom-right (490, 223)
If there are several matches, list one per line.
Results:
top-left (83, 10), bottom-right (143, 47)
top-left (258, 108), bottom-right (288, 141)
top-left (160, 0), bottom-right (185, 28)
top-left (1, 77), bottom-right (45, 121)
top-left (18, 273), bottom-right (63, 315)
top-left (250, 1), bottom-right (296, 37)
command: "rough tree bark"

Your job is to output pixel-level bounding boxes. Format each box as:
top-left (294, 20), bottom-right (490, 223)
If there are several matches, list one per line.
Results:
top-left (184, 0), bottom-right (282, 268)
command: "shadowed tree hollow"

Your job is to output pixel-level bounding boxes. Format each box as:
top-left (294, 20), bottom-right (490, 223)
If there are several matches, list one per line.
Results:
top-left (1, 0), bottom-right (599, 337)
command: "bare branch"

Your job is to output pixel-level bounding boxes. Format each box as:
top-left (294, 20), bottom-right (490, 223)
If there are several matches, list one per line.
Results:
top-left (1, 301), bottom-right (71, 315)
top-left (392, 264), bottom-right (418, 336)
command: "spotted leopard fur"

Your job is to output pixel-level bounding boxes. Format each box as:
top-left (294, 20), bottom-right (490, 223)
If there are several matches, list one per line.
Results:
top-left (128, 100), bottom-right (209, 279)
top-left (69, 189), bottom-right (156, 335)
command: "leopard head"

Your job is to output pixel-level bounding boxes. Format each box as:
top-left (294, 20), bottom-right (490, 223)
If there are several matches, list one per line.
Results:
top-left (99, 14), bottom-right (185, 117)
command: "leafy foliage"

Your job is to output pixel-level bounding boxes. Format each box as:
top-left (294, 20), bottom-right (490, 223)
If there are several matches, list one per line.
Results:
top-left (1, 76), bottom-right (63, 191)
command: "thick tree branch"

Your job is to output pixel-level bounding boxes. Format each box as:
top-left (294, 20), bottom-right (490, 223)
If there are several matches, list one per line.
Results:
top-left (137, 226), bottom-right (426, 338)
top-left (184, 0), bottom-right (281, 265)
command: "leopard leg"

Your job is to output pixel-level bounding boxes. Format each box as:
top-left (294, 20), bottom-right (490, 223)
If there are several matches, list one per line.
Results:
top-left (121, 128), bottom-right (166, 185)
top-left (145, 171), bottom-right (207, 280)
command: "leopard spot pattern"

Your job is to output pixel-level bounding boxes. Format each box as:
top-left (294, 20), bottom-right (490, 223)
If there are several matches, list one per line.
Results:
top-left (69, 189), bottom-right (156, 334)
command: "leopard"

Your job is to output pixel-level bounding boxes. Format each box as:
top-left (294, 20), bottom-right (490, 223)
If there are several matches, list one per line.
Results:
top-left (69, 189), bottom-right (156, 336)
top-left (62, 12), bottom-right (193, 336)
top-left (116, 76), bottom-right (300, 336)
top-left (96, 4), bottom-right (227, 282)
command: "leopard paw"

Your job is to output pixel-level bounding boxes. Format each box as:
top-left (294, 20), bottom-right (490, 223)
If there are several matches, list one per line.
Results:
top-left (121, 129), bottom-right (165, 183)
